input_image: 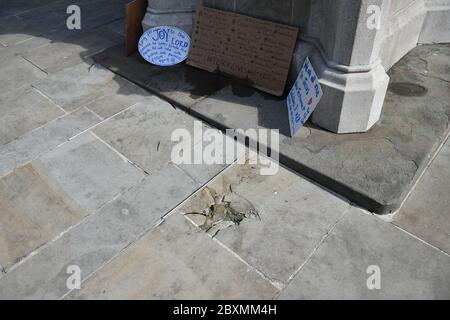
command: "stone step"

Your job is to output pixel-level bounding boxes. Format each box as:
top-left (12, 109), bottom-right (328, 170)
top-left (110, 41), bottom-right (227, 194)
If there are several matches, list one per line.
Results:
top-left (93, 43), bottom-right (450, 214)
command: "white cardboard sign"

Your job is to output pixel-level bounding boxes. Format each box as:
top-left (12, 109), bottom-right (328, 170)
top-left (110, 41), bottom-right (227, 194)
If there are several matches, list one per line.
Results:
top-left (287, 57), bottom-right (323, 137)
top-left (138, 26), bottom-right (190, 66)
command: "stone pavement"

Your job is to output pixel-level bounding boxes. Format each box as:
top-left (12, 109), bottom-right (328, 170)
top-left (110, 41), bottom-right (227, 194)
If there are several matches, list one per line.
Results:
top-left (0, 0), bottom-right (449, 299)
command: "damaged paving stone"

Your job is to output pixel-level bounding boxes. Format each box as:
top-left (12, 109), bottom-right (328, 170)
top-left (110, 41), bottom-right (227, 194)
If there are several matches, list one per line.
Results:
top-left (185, 186), bottom-right (260, 237)
top-left (178, 156), bottom-right (350, 284)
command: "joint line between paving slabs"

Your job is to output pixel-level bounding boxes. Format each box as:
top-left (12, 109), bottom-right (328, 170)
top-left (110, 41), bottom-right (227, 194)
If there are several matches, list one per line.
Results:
top-left (391, 223), bottom-right (450, 257)
top-left (59, 159), bottom-right (239, 300)
top-left (280, 161), bottom-right (355, 207)
top-left (19, 54), bottom-right (48, 76)
top-left (0, 98), bottom-right (70, 158)
top-left (390, 129), bottom-right (450, 217)
top-left (89, 131), bottom-right (151, 175)
top-left (0, 100), bottom-right (143, 180)
top-left (182, 213), bottom-right (284, 292)
top-left (1, 189), bottom-right (128, 278)
top-left (274, 204), bottom-right (353, 299)
top-left (32, 86), bottom-right (68, 115)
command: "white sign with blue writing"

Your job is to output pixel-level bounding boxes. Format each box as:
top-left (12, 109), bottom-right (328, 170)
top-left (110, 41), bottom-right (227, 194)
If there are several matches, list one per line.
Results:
top-left (287, 57), bottom-right (323, 137)
top-left (138, 26), bottom-right (191, 67)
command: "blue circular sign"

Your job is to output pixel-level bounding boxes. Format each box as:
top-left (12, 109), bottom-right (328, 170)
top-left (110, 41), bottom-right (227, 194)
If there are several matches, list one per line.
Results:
top-left (138, 26), bottom-right (191, 67)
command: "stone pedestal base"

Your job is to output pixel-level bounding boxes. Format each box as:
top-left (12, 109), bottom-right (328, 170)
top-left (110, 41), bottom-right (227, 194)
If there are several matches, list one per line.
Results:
top-left (141, 0), bottom-right (449, 134)
top-left (141, 0), bottom-right (199, 34)
top-left (289, 41), bottom-right (390, 134)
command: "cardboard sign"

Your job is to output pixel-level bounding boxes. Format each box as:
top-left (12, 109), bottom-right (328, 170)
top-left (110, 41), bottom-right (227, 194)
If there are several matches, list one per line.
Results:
top-left (125, 0), bottom-right (147, 56)
top-left (138, 26), bottom-right (191, 66)
top-left (187, 6), bottom-right (298, 96)
top-left (287, 57), bottom-right (323, 137)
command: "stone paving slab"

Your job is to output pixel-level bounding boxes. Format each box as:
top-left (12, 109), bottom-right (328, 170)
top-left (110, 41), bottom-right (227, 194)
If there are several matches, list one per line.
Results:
top-left (0, 2), bottom-right (125, 60)
top-left (93, 99), bottom-right (227, 184)
top-left (177, 159), bottom-right (350, 286)
top-left (33, 62), bottom-right (116, 112)
top-left (393, 137), bottom-right (450, 255)
top-left (0, 163), bottom-right (85, 272)
top-left (0, 86), bottom-right (64, 146)
top-left (23, 24), bottom-right (123, 74)
top-left (94, 43), bottom-right (450, 214)
top-left (0, 0), bottom-right (45, 16)
top-left (0, 107), bottom-right (100, 177)
top-left (0, 132), bottom-right (145, 271)
top-left (278, 208), bottom-right (450, 299)
top-left (67, 214), bottom-right (278, 300)
top-left (84, 77), bottom-right (152, 119)
top-left (0, 163), bottom-right (199, 299)
top-left (0, 8), bottom-right (64, 47)
top-left (34, 133), bottom-right (145, 212)
top-left (0, 55), bottom-right (47, 93)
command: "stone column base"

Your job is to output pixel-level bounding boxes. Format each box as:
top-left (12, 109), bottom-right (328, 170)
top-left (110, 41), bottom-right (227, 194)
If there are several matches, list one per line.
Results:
top-left (289, 41), bottom-right (390, 134)
top-left (141, 0), bottom-right (199, 34)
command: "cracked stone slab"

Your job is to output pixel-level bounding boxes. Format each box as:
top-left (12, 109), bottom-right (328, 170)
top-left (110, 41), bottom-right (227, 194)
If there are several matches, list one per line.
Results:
top-left (0, 107), bottom-right (100, 177)
top-left (93, 45), bottom-right (230, 109)
top-left (0, 163), bottom-right (198, 299)
top-left (66, 214), bottom-right (278, 300)
top-left (278, 208), bottom-right (450, 299)
top-left (0, 87), bottom-right (64, 146)
top-left (393, 137), bottom-right (450, 255)
top-left (0, 133), bottom-right (145, 271)
top-left (179, 157), bottom-right (350, 285)
top-left (93, 99), bottom-right (227, 185)
top-left (188, 44), bottom-right (450, 214)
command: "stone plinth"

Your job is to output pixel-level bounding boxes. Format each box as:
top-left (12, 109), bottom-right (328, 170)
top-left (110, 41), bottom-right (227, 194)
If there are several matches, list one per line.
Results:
top-left (142, 0), bottom-right (450, 134)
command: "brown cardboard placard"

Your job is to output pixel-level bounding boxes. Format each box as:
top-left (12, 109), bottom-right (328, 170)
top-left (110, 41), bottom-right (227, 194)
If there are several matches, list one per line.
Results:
top-left (126, 0), bottom-right (147, 56)
top-left (187, 6), bottom-right (298, 96)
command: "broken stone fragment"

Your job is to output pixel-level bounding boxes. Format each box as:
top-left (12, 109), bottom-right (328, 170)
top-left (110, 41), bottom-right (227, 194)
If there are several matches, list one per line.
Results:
top-left (185, 186), bottom-right (260, 237)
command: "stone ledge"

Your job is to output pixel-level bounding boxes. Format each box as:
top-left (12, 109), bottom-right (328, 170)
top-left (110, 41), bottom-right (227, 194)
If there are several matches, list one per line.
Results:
top-left (93, 43), bottom-right (450, 214)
